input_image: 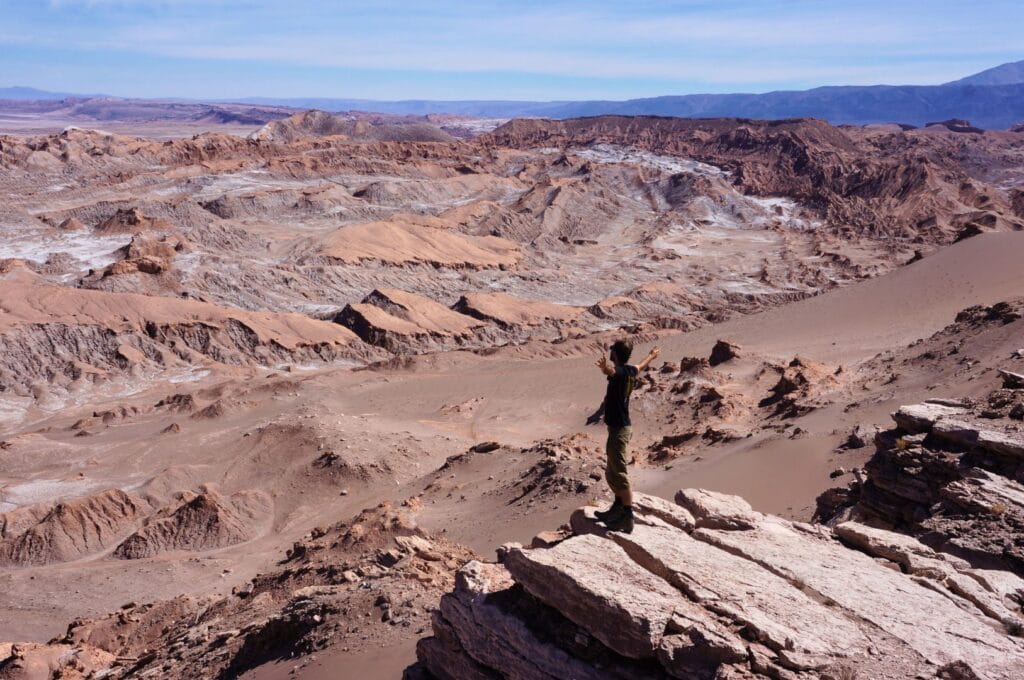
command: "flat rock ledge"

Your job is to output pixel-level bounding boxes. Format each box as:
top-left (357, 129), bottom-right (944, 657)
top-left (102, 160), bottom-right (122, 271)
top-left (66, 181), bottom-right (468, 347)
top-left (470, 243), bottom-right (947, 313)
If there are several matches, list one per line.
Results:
top-left (407, 490), bottom-right (1024, 680)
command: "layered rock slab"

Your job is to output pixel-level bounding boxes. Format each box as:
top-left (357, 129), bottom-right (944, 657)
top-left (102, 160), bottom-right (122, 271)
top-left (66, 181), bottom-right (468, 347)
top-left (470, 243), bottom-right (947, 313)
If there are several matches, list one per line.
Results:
top-left (432, 560), bottom-right (625, 680)
top-left (411, 488), bottom-right (1024, 680)
top-left (832, 395), bottom-right (1024, 576)
top-left (697, 520), bottom-right (1024, 678)
top-left (503, 534), bottom-right (681, 659)
top-left (610, 524), bottom-right (867, 668)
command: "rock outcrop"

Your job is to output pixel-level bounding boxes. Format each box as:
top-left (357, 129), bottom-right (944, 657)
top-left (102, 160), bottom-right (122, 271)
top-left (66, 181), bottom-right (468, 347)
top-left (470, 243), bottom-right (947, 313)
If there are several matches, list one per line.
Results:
top-left (1, 502), bottom-right (476, 679)
top-left (317, 218), bottom-right (520, 269)
top-left (759, 356), bottom-right (839, 418)
top-left (708, 339), bottom-right (740, 366)
top-left (335, 287), bottom-right (600, 354)
top-left (113, 487), bottom-right (272, 559)
top-left (588, 281), bottom-right (708, 331)
top-left (925, 119), bottom-right (985, 134)
top-left (454, 292), bottom-right (583, 329)
top-left (819, 383), bottom-right (1024, 577)
top-left (250, 109), bottom-right (455, 143)
top-left (453, 292), bottom-right (593, 344)
top-left (0, 490), bottom-right (151, 567)
top-left (100, 233), bottom-right (188, 279)
top-left (94, 207), bottom-right (174, 235)
top-left (335, 287), bottom-right (487, 354)
top-left (410, 487), bottom-right (1024, 679)
top-left (483, 116), bottom-right (1024, 242)
top-left (0, 274), bottom-right (384, 397)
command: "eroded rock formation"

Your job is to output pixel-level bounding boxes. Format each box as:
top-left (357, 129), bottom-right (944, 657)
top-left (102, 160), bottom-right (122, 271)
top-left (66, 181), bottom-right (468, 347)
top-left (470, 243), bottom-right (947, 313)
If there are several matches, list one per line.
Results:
top-left (410, 486), bottom-right (1024, 679)
top-left (0, 502), bottom-right (476, 679)
top-left (818, 380), bottom-right (1024, 577)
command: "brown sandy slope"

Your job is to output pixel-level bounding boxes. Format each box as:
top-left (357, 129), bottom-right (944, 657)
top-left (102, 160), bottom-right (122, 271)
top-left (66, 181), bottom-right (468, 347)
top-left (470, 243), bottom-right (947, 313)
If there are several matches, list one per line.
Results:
top-left (0, 272), bottom-right (363, 349)
top-left (676, 231), bottom-right (1024, 362)
top-left (317, 219), bottom-right (520, 269)
top-left (0, 269), bottom-right (381, 398)
top-left (454, 291), bottom-right (584, 327)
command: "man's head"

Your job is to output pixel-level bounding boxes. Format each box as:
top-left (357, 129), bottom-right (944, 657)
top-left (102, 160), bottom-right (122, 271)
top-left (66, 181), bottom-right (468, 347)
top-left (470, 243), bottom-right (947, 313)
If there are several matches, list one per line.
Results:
top-left (609, 339), bottom-right (633, 366)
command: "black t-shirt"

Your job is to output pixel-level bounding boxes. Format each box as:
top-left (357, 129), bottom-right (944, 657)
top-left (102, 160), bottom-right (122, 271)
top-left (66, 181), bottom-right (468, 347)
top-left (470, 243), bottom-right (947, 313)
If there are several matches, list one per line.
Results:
top-left (604, 364), bottom-right (638, 428)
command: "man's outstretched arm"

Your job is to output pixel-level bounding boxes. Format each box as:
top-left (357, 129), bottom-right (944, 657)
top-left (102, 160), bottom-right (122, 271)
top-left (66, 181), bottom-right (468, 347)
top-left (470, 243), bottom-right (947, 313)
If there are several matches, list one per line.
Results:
top-left (634, 346), bottom-right (661, 372)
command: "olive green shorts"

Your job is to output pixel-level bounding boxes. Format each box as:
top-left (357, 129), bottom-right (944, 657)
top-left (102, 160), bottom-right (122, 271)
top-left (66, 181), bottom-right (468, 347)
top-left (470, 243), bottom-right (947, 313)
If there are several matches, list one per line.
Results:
top-left (605, 426), bottom-right (633, 493)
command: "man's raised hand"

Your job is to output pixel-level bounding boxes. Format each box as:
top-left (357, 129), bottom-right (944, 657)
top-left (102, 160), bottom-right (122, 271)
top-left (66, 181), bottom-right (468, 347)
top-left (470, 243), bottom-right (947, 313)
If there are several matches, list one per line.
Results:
top-left (637, 346), bottom-right (662, 371)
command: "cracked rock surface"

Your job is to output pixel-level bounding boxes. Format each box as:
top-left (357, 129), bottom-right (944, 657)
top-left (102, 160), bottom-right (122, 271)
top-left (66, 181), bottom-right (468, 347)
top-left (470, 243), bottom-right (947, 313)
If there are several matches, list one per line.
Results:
top-left (409, 486), bottom-right (1024, 679)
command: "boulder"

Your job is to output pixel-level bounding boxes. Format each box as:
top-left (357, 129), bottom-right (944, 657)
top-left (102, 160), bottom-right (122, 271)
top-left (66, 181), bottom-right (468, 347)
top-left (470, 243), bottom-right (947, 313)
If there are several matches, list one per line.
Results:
top-left (843, 423), bottom-right (878, 449)
top-left (1000, 369), bottom-right (1024, 390)
top-left (673, 488), bottom-right (760, 530)
top-left (892, 402), bottom-right (967, 433)
top-left (708, 340), bottom-right (740, 366)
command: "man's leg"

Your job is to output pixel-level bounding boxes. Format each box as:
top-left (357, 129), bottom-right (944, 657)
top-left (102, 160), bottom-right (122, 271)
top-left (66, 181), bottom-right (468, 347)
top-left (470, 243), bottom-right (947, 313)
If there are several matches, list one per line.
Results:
top-left (596, 427), bottom-right (624, 520)
top-left (611, 426), bottom-right (632, 507)
top-left (601, 427), bottom-right (634, 532)
top-left (617, 487), bottom-right (634, 507)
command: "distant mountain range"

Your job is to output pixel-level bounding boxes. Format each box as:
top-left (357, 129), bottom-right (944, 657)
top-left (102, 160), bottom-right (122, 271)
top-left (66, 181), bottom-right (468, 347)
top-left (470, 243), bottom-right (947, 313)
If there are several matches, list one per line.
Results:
top-left (4, 59), bottom-right (1024, 129)
top-left (0, 86), bottom-right (90, 100)
top-left (949, 59), bottom-right (1024, 86)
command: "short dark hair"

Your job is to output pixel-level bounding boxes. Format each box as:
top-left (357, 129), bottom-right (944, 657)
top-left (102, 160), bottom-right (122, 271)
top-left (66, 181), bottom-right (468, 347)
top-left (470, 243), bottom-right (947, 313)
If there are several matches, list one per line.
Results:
top-left (610, 339), bottom-right (633, 364)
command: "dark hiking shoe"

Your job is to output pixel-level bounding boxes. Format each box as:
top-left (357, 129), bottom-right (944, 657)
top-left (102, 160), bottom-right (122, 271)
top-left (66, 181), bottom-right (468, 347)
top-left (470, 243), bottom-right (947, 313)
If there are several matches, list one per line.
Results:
top-left (595, 498), bottom-right (623, 522)
top-left (605, 506), bottom-right (634, 533)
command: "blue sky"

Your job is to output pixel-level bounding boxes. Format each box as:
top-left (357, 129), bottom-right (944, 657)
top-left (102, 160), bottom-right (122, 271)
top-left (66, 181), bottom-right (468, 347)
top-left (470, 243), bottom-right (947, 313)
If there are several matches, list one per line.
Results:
top-left (2, 0), bottom-right (1023, 101)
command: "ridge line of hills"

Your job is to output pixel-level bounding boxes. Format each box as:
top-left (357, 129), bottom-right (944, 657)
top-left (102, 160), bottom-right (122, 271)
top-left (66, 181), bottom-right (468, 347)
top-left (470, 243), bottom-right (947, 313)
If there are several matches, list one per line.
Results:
top-left (3, 58), bottom-right (1024, 129)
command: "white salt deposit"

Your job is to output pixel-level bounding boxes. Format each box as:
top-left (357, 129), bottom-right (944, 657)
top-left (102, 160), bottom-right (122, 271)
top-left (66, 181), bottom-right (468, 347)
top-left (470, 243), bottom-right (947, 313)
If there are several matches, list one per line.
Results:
top-left (0, 221), bottom-right (130, 272)
top-left (576, 144), bottom-right (821, 233)
top-left (1, 477), bottom-right (106, 507)
top-left (168, 367), bottom-right (211, 384)
top-left (0, 395), bottom-right (33, 431)
top-left (575, 144), bottom-right (728, 177)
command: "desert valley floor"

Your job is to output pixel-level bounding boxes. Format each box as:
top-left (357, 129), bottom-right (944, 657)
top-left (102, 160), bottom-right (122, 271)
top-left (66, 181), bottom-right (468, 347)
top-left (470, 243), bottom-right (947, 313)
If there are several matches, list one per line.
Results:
top-left (1, 111), bottom-right (1024, 679)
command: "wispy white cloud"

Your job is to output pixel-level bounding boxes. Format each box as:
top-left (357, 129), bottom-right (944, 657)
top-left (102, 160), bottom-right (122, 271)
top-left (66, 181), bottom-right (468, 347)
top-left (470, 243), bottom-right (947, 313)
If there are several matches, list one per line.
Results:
top-left (5, 0), bottom-right (1024, 97)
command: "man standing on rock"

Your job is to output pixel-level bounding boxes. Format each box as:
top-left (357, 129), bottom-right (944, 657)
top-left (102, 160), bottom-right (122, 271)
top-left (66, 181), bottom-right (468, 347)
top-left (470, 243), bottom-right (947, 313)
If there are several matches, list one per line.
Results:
top-left (594, 339), bottom-right (659, 533)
